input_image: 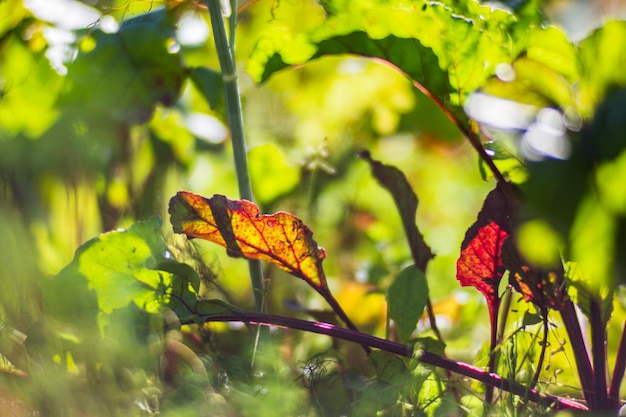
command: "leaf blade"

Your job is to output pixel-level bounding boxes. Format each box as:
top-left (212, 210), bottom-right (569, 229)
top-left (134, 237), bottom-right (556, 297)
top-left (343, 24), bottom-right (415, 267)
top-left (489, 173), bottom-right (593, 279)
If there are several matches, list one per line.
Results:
top-left (169, 191), bottom-right (328, 290)
top-left (387, 265), bottom-right (428, 345)
top-left (456, 184), bottom-right (512, 322)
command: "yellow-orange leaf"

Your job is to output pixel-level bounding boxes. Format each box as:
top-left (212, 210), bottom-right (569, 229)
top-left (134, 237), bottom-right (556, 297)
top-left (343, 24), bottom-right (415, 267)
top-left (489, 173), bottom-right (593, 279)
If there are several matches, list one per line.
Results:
top-left (169, 191), bottom-right (328, 290)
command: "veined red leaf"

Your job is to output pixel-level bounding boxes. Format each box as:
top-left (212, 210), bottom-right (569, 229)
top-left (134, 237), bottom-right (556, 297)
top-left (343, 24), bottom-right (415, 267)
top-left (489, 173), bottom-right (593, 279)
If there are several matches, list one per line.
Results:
top-left (456, 184), bottom-right (512, 322)
top-left (169, 191), bottom-right (328, 290)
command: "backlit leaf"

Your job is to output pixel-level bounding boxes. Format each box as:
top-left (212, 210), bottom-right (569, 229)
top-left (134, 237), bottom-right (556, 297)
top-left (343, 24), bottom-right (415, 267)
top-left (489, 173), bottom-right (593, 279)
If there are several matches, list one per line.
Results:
top-left (249, 143), bottom-right (301, 204)
top-left (456, 184), bottom-right (513, 323)
top-left (579, 21), bottom-right (626, 116)
top-left (248, 0), bottom-right (517, 127)
top-left (43, 218), bottom-right (172, 332)
top-left (565, 262), bottom-right (613, 325)
top-left (169, 191), bottom-right (328, 290)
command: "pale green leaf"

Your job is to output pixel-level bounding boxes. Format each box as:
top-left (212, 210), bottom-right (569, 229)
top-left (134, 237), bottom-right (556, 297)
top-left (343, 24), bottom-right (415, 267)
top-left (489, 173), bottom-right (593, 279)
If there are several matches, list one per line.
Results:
top-left (45, 218), bottom-right (172, 334)
top-left (248, 0), bottom-right (518, 127)
top-left (249, 143), bottom-right (300, 204)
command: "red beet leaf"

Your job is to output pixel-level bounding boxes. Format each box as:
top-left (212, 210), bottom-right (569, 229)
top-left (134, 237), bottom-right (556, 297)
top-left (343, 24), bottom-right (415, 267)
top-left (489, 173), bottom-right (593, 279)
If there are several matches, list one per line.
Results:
top-left (456, 184), bottom-right (513, 326)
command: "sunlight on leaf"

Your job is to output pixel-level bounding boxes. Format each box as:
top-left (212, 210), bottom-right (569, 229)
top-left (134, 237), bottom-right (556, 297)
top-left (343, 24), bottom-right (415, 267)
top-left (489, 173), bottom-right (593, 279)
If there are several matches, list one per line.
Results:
top-left (169, 191), bottom-right (328, 290)
top-left (44, 218), bottom-right (172, 333)
top-left (249, 143), bottom-right (300, 204)
top-left (579, 21), bottom-right (626, 116)
top-left (456, 184), bottom-right (512, 323)
top-left (248, 0), bottom-right (517, 127)
top-left (565, 262), bottom-right (613, 324)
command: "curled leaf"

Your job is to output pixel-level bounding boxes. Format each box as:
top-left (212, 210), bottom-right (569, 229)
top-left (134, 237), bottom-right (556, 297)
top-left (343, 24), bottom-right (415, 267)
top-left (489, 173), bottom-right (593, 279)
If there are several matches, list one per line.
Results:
top-left (169, 191), bottom-right (328, 290)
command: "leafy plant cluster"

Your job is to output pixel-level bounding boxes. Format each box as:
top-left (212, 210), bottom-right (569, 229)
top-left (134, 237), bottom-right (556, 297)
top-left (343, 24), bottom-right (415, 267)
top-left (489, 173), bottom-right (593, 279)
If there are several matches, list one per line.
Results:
top-left (2, 0), bottom-right (626, 416)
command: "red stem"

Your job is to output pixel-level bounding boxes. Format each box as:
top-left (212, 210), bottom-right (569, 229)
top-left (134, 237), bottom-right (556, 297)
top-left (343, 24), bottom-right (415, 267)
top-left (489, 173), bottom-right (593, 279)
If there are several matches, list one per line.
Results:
top-left (189, 311), bottom-right (588, 411)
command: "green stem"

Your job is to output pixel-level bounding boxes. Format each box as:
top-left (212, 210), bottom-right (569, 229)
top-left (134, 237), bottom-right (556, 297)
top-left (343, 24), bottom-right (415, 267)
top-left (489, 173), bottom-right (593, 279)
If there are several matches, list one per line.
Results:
top-left (530, 308), bottom-right (549, 390)
top-left (206, 0), bottom-right (265, 312)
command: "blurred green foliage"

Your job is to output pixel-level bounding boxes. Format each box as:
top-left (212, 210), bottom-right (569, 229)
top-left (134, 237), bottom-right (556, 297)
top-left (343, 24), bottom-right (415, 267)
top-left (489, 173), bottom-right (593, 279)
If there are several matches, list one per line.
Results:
top-left (2, 0), bottom-right (626, 415)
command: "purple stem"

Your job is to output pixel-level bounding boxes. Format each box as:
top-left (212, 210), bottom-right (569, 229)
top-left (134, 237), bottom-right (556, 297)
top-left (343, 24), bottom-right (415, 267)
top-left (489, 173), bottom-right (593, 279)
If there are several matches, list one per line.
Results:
top-left (609, 321), bottom-right (626, 407)
top-left (189, 311), bottom-right (587, 411)
top-left (559, 300), bottom-right (595, 408)
top-left (318, 288), bottom-right (371, 354)
top-left (589, 298), bottom-right (609, 409)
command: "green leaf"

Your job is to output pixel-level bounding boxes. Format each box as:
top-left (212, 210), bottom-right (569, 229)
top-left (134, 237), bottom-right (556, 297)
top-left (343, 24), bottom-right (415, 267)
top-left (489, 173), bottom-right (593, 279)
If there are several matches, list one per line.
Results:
top-left (482, 25), bottom-right (578, 110)
top-left (583, 87), bottom-right (626, 163)
top-left (189, 66), bottom-right (225, 111)
top-left (569, 194), bottom-right (617, 291)
top-left (522, 311), bottom-right (542, 326)
top-left (248, 0), bottom-right (517, 127)
top-left (480, 141), bottom-right (527, 184)
top-left (249, 143), bottom-right (300, 204)
top-left (370, 350), bottom-right (410, 386)
top-left (387, 265), bottom-right (428, 345)
top-left (579, 21), bottom-right (626, 116)
top-left (44, 218), bottom-right (172, 332)
top-left (565, 262), bottom-right (613, 324)
top-left (194, 298), bottom-right (246, 316)
top-left (60, 8), bottom-right (186, 124)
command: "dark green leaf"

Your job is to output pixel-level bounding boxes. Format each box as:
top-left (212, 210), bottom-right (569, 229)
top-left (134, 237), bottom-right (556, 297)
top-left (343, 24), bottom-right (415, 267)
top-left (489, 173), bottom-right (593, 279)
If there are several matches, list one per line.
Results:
top-left (370, 351), bottom-right (410, 386)
top-left (522, 311), bottom-right (542, 326)
top-left (387, 265), bottom-right (428, 344)
top-left (582, 87), bottom-right (626, 163)
top-left (60, 8), bottom-right (186, 125)
top-left (189, 66), bottom-right (225, 111)
top-left (359, 151), bottom-right (433, 271)
top-left (195, 299), bottom-right (246, 316)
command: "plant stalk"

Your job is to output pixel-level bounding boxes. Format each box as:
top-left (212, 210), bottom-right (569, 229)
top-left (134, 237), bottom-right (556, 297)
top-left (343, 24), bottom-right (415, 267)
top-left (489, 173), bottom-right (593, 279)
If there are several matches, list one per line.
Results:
top-left (206, 0), bottom-right (265, 312)
top-left (484, 294), bottom-right (503, 406)
top-left (589, 298), bottom-right (609, 409)
top-left (320, 289), bottom-right (371, 354)
top-left (559, 300), bottom-right (595, 408)
top-left (608, 320), bottom-right (626, 406)
top-left (190, 312), bottom-right (588, 411)
top-left (530, 308), bottom-right (549, 390)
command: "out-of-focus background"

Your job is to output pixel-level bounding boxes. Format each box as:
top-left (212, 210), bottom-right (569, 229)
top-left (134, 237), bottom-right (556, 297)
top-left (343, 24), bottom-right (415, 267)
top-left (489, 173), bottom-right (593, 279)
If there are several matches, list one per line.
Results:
top-left (1, 0), bottom-right (625, 415)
